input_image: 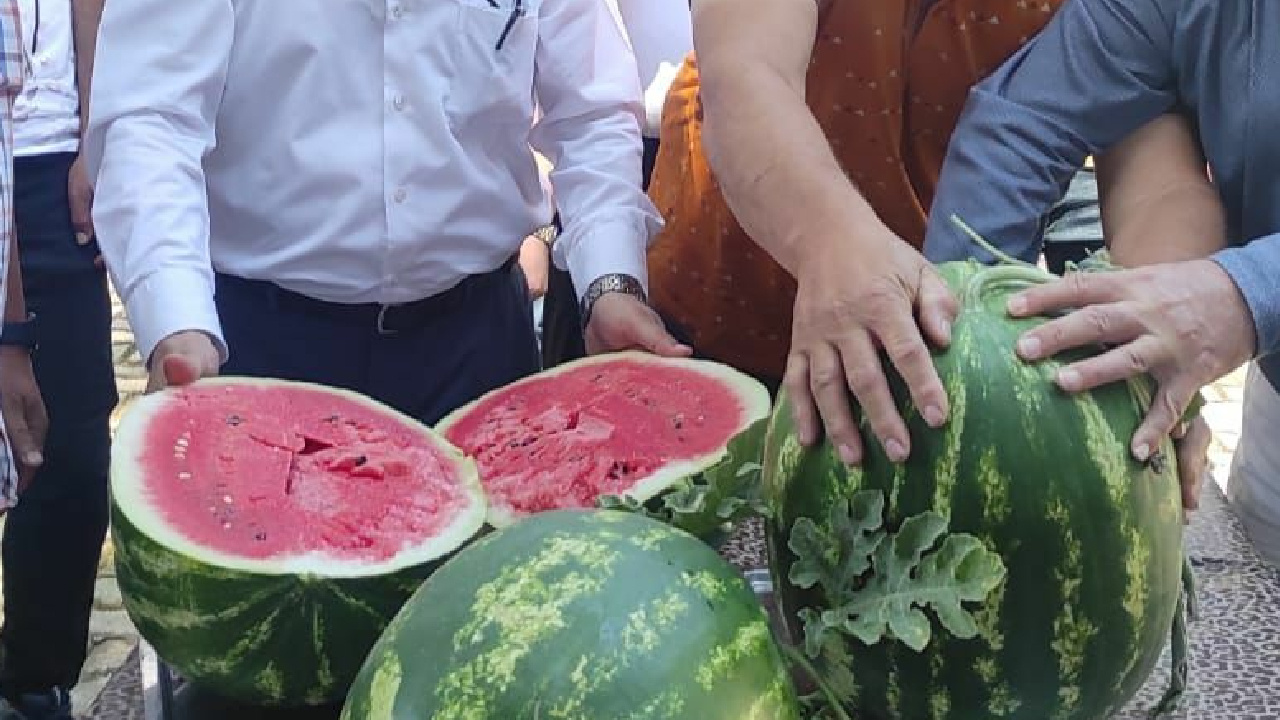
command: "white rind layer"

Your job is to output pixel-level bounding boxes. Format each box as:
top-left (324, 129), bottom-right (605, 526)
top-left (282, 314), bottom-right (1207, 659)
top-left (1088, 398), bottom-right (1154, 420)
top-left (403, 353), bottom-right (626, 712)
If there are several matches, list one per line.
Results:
top-left (110, 376), bottom-right (487, 577)
top-left (435, 351), bottom-right (772, 528)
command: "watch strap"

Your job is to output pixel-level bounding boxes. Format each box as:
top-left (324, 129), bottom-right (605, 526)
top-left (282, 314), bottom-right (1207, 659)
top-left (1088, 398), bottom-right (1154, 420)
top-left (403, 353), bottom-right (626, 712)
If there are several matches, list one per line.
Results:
top-left (0, 312), bottom-right (38, 350)
top-left (580, 273), bottom-right (647, 327)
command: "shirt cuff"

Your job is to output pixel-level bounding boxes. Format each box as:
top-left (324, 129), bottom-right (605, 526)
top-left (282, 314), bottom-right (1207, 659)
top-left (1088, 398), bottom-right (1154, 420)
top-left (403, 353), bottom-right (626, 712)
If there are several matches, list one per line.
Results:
top-left (1210, 236), bottom-right (1280, 358)
top-left (557, 215), bottom-right (655, 302)
top-left (122, 267), bottom-right (227, 368)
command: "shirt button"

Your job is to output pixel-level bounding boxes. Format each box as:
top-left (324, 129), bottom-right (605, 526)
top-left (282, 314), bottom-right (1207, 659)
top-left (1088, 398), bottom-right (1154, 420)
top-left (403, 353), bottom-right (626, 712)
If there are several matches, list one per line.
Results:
top-left (390, 5), bottom-right (403, 19)
top-left (393, 95), bottom-right (406, 110)
top-left (393, 188), bottom-right (407, 203)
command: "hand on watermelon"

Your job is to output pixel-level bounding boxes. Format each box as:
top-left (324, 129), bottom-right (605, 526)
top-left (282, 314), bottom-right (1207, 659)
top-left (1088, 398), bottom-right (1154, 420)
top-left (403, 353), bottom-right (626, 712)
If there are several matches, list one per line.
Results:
top-left (1008, 257), bottom-right (1254, 464)
top-left (0, 346), bottom-right (48, 492)
top-left (785, 233), bottom-right (959, 465)
top-left (583, 292), bottom-right (693, 357)
top-left (146, 330), bottom-right (222, 393)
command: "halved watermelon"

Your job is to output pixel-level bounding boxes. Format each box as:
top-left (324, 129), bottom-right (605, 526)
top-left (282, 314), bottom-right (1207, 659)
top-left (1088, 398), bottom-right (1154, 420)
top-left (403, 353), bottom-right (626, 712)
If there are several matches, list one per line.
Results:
top-left (435, 351), bottom-right (773, 542)
top-left (109, 377), bottom-right (487, 706)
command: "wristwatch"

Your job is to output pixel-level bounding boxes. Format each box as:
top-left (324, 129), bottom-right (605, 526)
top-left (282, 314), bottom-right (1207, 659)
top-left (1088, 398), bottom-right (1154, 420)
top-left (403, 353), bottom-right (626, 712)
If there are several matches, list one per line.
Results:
top-left (0, 312), bottom-right (38, 350)
top-left (533, 223), bottom-right (558, 249)
top-left (580, 273), bottom-right (647, 326)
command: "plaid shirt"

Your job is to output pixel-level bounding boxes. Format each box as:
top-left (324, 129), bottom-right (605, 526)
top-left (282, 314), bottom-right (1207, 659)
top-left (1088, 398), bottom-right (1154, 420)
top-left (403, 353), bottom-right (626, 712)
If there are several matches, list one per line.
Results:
top-left (0, 0), bottom-right (25, 511)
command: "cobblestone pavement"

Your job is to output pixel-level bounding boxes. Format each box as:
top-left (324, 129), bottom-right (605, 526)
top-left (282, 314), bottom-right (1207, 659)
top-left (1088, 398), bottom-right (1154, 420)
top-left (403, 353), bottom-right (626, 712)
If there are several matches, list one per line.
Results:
top-left (0, 285), bottom-right (1252, 717)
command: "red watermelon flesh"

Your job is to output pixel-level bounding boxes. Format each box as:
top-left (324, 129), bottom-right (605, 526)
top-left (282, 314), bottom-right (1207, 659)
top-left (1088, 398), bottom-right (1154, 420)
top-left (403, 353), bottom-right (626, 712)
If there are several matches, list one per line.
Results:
top-left (120, 378), bottom-right (485, 569)
top-left (436, 352), bottom-right (772, 527)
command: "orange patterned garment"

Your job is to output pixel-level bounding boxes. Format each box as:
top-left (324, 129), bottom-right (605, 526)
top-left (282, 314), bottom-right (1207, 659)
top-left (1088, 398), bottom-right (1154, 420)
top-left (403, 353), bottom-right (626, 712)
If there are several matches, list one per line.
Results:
top-left (647, 0), bottom-right (1064, 382)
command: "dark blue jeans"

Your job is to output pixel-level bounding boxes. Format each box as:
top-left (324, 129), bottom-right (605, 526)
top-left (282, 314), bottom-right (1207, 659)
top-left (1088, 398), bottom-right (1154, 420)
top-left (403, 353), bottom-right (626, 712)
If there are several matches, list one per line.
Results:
top-left (1, 152), bottom-right (118, 697)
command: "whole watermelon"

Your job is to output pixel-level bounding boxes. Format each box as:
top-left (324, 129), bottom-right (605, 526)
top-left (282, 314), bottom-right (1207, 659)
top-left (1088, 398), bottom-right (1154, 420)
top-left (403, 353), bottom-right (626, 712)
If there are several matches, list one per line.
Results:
top-left (762, 257), bottom-right (1189, 720)
top-left (341, 509), bottom-right (803, 720)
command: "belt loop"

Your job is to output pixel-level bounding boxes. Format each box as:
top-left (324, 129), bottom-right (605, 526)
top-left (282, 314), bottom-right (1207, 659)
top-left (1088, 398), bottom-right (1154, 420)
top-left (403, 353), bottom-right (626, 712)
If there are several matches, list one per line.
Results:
top-left (376, 305), bottom-right (397, 336)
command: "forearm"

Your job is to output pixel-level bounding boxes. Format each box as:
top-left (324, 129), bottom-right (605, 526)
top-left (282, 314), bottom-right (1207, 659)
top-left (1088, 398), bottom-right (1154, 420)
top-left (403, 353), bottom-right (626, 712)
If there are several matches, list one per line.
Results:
top-left (85, 0), bottom-right (233, 362)
top-left (1096, 113), bottom-right (1226, 267)
top-left (534, 0), bottom-right (661, 297)
top-left (699, 62), bottom-right (883, 276)
top-left (71, 0), bottom-right (106, 138)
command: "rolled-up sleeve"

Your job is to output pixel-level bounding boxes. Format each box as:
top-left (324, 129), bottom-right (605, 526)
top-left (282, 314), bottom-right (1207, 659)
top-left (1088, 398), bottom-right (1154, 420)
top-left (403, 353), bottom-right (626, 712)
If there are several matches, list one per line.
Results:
top-left (83, 0), bottom-right (234, 365)
top-left (531, 0), bottom-right (663, 300)
top-left (923, 0), bottom-right (1179, 264)
top-left (1212, 236), bottom-right (1280, 358)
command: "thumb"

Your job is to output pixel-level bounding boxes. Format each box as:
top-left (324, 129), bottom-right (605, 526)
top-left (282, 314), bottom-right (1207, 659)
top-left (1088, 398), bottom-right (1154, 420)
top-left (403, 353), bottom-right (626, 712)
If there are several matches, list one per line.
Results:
top-left (632, 312), bottom-right (693, 357)
top-left (162, 353), bottom-right (204, 387)
top-left (917, 268), bottom-right (959, 348)
top-left (5, 414), bottom-right (42, 469)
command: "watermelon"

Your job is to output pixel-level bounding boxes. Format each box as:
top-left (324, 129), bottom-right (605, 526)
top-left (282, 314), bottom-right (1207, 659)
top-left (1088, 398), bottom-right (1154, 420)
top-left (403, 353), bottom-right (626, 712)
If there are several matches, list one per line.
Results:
top-left (341, 508), bottom-right (803, 719)
top-left (761, 250), bottom-right (1192, 720)
top-left (109, 377), bottom-right (487, 706)
top-left (436, 351), bottom-right (773, 543)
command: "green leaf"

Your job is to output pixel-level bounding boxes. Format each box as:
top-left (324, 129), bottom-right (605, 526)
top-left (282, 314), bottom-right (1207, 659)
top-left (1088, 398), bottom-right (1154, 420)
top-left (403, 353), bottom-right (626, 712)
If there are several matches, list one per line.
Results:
top-left (787, 490), bottom-right (1006, 655)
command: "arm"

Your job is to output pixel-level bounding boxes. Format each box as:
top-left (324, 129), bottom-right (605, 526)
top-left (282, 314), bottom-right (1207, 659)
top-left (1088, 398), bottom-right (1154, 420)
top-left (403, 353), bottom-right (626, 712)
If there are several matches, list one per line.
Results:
top-left (692, 0), bottom-right (886, 275)
top-left (70, 0), bottom-right (104, 138)
top-left (530, 0), bottom-right (662, 300)
top-left (614, 0), bottom-right (692, 136)
top-left (1096, 113), bottom-right (1227, 266)
top-left (82, 0), bottom-right (233, 364)
top-left (923, 0), bottom-right (1180, 264)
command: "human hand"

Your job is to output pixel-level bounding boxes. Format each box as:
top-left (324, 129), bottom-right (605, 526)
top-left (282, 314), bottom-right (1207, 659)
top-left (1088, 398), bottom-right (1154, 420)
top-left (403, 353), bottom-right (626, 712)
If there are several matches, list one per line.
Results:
top-left (583, 293), bottom-right (692, 357)
top-left (0, 347), bottom-right (48, 492)
top-left (68, 154), bottom-right (101, 269)
top-left (1009, 259), bottom-right (1254, 463)
top-left (518, 234), bottom-right (550, 300)
top-left (146, 331), bottom-right (222, 393)
top-left (1171, 414), bottom-right (1211, 519)
top-left (785, 226), bottom-right (959, 465)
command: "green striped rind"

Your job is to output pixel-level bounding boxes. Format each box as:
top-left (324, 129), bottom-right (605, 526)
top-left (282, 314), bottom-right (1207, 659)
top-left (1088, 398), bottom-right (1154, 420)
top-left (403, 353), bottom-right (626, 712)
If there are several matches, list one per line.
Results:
top-left (341, 509), bottom-right (803, 720)
top-left (763, 260), bottom-right (1184, 720)
top-left (111, 502), bottom-right (455, 706)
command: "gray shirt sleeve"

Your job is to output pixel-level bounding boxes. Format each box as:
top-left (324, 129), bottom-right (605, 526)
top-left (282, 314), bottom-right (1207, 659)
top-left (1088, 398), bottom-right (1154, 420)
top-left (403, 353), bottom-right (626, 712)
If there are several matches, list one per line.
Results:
top-left (1212, 237), bottom-right (1280, 357)
top-left (922, 0), bottom-right (1179, 264)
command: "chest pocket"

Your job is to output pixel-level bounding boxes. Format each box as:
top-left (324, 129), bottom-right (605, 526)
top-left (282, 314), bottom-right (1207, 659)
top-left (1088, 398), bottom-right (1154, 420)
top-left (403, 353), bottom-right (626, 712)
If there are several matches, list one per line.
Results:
top-left (444, 0), bottom-right (540, 130)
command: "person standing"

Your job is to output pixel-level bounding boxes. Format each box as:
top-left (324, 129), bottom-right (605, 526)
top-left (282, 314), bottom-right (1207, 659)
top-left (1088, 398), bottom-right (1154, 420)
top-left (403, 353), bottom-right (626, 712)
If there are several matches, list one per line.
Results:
top-left (85, 2), bottom-right (684, 425)
top-left (0, 0), bottom-right (111, 717)
top-left (922, 0), bottom-right (1277, 540)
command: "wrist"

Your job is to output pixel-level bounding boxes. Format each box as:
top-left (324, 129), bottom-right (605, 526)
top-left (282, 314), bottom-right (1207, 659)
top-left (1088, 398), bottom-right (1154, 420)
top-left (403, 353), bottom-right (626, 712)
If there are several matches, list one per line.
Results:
top-left (0, 312), bottom-right (38, 352)
top-left (579, 273), bottom-right (647, 327)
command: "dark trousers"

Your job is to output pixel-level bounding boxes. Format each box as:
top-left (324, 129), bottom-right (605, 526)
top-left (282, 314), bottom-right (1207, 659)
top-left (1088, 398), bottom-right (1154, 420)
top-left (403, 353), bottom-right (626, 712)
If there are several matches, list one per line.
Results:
top-left (541, 136), bottom-right (662, 369)
top-left (215, 260), bottom-right (540, 427)
top-left (2, 153), bottom-right (118, 697)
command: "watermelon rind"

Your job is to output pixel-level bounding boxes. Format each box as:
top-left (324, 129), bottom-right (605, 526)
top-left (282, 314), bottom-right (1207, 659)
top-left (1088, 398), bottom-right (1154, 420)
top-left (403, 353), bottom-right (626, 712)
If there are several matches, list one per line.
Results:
top-left (340, 508), bottom-right (803, 720)
top-left (435, 351), bottom-right (773, 543)
top-left (110, 377), bottom-right (489, 706)
top-left (762, 257), bottom-right (1188, 720)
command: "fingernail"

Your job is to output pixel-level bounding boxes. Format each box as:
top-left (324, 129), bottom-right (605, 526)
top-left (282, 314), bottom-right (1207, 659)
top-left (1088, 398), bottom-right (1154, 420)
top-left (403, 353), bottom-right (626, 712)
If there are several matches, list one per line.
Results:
top-left (838, 444), bottom-right (859, 465)
top-left (885, 439), bottom-right (908, 463)
top-left (1007, 295), bottom-right (1027, 315)
top-left (1057, 368), bottom-right (1081, 391)
top-left (938, 319), bottom-right (952, 342)
top-left (23, 451), bottom-right (41, 466)
top-left (924, 405), bottom-right (945, 427)
top-left (1017, 336), bottom-right (1042, 359)
top-left (1132, 443), bottom-right (1151, 462)
top-left (75, 232), bottom-right (90, 245)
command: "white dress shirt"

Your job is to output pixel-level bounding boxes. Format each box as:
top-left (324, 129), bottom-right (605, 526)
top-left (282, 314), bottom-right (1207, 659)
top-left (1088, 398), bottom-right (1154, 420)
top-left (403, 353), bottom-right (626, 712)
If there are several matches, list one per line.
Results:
top-left (611, 0), bottom-right (692, 137)
top-left (13, 0), bottom-right (79, 156)
top-left (83, 0), bottom-right (662, 364)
